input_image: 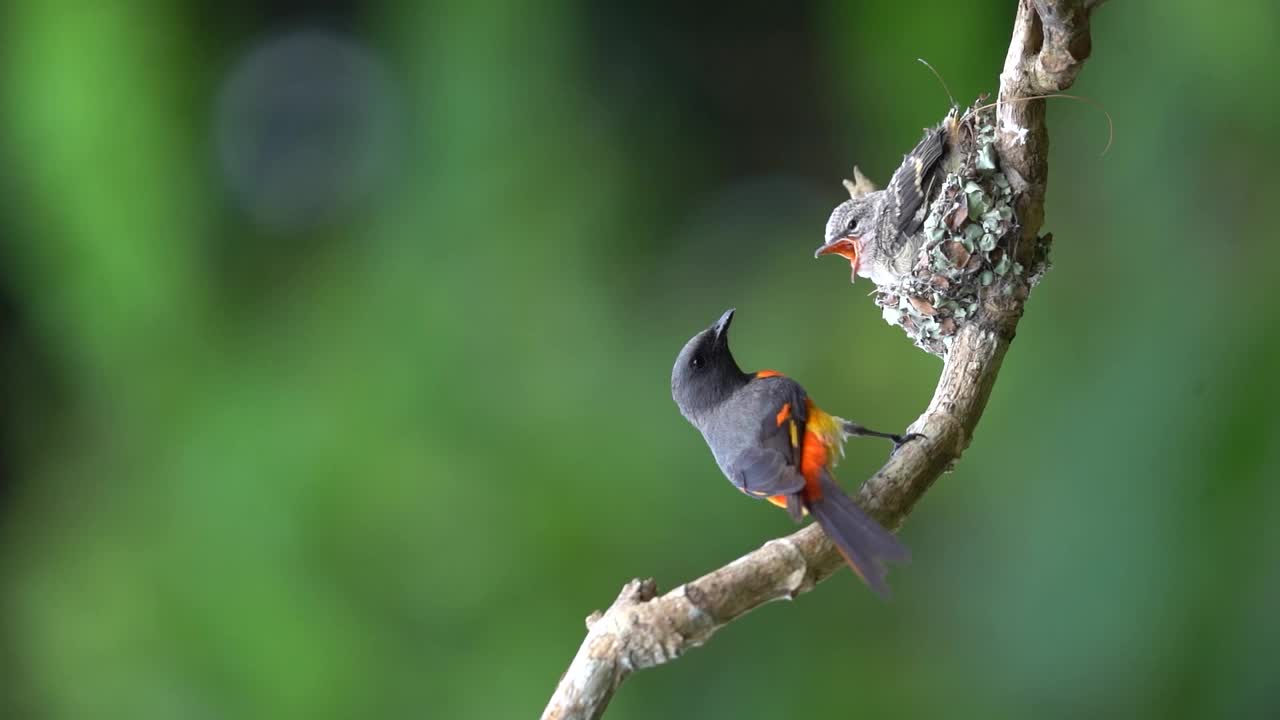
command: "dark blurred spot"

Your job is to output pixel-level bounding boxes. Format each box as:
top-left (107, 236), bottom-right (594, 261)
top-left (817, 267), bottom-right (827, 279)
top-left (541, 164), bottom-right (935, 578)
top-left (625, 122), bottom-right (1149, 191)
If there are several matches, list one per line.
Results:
top-left (581, 1), bottom-right (848, 265)
top-left (585, 1), bottom-right (839, 177)
top-left (215, 28), bottom-right (403, 233)
top-left (0, 273), bottom-right (69, 513)
top-left (0, 286), bottom-right (15, 510)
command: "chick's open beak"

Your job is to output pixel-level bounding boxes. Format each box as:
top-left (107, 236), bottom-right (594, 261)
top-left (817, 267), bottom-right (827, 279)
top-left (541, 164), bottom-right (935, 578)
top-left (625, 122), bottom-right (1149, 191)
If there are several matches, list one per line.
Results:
top-left (815, 237), bottom-right (862, 283)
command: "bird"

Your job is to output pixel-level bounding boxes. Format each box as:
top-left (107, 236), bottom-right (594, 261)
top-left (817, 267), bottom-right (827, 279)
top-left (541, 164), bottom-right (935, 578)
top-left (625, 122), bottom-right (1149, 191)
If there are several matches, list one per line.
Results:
top-left (816, 108), bottom-right (964, 286)
top-left (671, 308), bottom-right (914, 597)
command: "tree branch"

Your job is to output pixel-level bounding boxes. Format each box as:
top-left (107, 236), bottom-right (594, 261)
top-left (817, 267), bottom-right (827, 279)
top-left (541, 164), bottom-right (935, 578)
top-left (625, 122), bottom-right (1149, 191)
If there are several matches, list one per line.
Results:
top-left (542, 2), bottom-right (1101, 718)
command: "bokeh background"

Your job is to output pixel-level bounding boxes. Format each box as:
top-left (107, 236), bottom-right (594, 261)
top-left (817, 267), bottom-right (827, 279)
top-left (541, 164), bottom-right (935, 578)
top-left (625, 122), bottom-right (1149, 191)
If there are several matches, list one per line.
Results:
top-left (2, 1), bottom-right (1278, 718)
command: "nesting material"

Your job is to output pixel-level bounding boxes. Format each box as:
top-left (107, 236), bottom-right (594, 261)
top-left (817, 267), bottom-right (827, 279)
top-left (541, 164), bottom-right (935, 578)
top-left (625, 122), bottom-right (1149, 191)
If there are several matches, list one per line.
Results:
top-left (873, 106), bottom-right (1050, 357)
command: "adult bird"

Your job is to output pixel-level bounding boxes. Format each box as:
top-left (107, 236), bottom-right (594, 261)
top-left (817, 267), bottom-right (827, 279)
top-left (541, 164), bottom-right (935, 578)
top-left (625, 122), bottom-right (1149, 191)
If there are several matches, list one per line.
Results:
top-left (671, 309), bottom-right (914, 597)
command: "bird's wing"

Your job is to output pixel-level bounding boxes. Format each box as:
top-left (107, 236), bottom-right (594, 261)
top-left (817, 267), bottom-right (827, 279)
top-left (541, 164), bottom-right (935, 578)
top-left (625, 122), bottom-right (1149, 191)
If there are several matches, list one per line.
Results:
top-left (879, 124), bottom-right (948, 255)
top-left (726, 447), bottom-right (806, 498)
top-left (725, 376), bottom-right (810, 510)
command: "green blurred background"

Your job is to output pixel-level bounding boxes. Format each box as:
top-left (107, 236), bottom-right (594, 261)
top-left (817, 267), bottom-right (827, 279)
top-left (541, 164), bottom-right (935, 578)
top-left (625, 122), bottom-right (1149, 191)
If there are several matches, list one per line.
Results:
top-left (1, 1), bottom-right (1277, 718)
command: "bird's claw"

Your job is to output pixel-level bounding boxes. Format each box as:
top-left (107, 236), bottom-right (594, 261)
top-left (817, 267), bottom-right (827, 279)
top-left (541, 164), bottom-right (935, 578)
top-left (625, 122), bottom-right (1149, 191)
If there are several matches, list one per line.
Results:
top-left (891, 432), bottom-right (926, 452)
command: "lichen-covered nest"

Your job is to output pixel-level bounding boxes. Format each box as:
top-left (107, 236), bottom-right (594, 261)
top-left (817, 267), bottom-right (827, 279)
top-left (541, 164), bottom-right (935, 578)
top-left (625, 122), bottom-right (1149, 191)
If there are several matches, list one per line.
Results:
top-left (874, 105), bottom-right (1050, 357)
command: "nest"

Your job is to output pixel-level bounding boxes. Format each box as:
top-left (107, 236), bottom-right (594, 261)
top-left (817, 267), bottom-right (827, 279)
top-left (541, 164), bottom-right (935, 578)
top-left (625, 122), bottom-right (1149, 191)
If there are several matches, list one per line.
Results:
top-left (874, 105), bottom-right (1051, 357)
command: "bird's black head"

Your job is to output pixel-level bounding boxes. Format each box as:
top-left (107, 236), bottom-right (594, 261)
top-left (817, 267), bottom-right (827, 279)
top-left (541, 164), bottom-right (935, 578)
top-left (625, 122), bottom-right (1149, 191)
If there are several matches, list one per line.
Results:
top-left (671, 308), bottom-right (749, 422)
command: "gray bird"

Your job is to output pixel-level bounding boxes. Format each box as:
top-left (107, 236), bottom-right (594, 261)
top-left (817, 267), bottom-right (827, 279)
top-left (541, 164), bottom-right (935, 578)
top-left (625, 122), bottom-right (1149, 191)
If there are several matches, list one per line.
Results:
top-left (671, 308), bottom-right (913, 597)
top-left (817, 110), bottom-right (962, 285)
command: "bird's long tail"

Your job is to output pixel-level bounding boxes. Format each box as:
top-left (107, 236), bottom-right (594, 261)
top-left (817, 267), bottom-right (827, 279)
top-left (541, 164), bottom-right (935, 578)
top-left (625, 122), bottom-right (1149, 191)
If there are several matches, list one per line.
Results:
top-left (805, 470), bottom-right (910, 599)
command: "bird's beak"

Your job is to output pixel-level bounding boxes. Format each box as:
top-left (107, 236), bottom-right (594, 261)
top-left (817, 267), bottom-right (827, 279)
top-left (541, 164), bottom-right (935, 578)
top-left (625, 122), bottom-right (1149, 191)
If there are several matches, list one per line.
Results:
top-left (815, 237), bottom-right (861, 283)
top-left (712, 308), bottom-right (735, 342)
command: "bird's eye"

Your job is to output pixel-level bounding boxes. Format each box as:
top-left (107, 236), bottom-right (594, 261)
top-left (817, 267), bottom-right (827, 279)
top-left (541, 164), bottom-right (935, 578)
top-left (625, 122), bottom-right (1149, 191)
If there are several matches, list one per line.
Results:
top-left (846, 215), bottom-right (860, 232)
top-left (690, 354), bottom-right (705, 370)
